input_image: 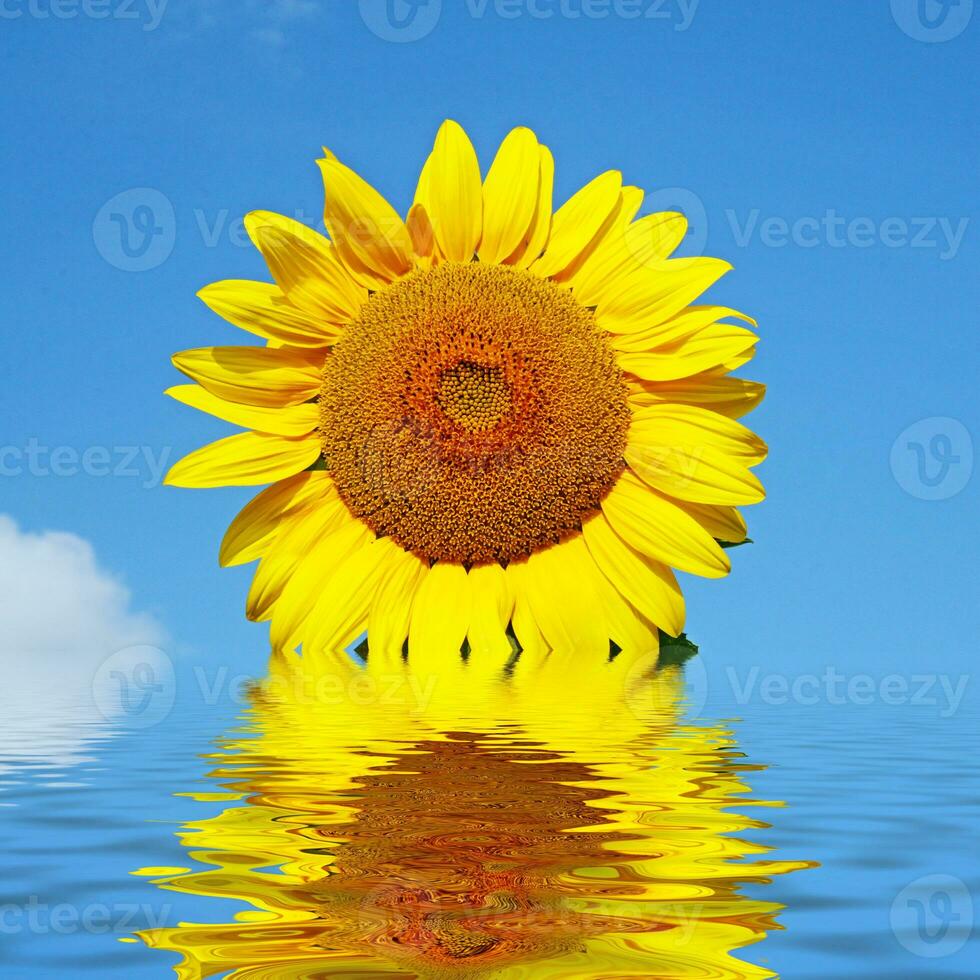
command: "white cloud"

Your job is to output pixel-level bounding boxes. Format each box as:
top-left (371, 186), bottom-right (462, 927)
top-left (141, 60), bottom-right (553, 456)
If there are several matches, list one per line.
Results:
top-left (0, 515), bottom-right (167, 778)
top-left (0, 515), bottom-right (164, 661)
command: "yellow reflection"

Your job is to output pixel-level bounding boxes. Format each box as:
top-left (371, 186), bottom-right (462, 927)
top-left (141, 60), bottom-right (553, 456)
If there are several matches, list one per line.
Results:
top-left (137, 649), bottom-right (812, 978)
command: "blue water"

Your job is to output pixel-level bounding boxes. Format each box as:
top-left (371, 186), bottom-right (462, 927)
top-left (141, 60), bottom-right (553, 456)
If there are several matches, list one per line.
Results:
top-left (1, 660), bottom-right (977, 978)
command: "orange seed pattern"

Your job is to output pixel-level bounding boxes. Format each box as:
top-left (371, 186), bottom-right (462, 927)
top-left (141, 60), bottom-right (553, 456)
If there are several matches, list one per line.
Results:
top-left (319, 262), bottom-right (630, 566)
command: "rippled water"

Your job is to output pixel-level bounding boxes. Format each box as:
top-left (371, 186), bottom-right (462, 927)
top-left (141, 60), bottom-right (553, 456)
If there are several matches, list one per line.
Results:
top-left (2, 650), bottom-right (977, 978)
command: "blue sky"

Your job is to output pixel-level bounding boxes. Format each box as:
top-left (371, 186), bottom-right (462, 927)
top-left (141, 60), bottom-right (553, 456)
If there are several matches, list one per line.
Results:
top-left (1, 0), bottom-right (977, 695)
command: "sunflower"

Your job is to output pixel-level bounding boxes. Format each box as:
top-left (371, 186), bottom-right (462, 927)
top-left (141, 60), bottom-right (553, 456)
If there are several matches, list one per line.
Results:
top-left (165, 120), bottom-right (766, 663)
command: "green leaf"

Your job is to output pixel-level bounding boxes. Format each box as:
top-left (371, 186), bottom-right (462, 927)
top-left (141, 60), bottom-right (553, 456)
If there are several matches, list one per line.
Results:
top-left (657, 632), bottom-right (700, 669)
top-left (717, 537), bottom-right (754, 550)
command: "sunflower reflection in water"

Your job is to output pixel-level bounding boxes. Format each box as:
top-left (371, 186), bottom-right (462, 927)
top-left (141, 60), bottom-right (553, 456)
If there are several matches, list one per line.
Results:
top-left (135, 657), bottom-right (811, 978)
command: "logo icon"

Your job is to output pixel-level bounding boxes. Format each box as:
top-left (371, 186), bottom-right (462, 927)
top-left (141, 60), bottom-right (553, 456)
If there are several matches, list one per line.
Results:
top-left (891, 874), bottom-right (972, 957)
top-left (92, 645), bottom-right (176, 729)
top-left (623, 647), bottom-right (708, 722)
top-left (359, 0), bottom-right (442, 42)
top-left (890, 417), bottom-right (973, 500)
top-left (891, 0), bottom-right (973, 42)
top-left (93, 188), bottom-right (176, 272)
top-left (637, 187), bottom-right (709, 259)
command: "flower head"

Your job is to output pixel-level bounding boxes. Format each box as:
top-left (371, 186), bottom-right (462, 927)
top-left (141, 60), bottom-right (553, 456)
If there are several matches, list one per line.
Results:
top-left (165, 121), bottom-right (766, 662)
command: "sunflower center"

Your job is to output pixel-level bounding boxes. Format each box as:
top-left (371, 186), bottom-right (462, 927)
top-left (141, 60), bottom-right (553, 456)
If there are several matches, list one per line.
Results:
top-left (436, 361), bottom-right (511, 432)
top-left (319, 262), bottom-right (630, 566)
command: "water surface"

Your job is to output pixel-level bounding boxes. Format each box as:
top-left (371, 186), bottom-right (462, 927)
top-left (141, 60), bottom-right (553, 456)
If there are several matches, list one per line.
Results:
top-left (1, 651), bottom-right (976, 977)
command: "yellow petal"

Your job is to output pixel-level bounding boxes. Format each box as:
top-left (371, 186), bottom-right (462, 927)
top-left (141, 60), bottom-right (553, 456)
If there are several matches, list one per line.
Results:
top-left (531, 170), bottom-right (622, 279)
top-left (570, 210), bottom-right (688, 308)
top-left (244, 211), bottom-right (366, 324)
top-left (611, 305), bottom-right (756, 354)
top-left (506, 563), bottom-right (550, 666)
top-left (585, 554), bottom-right (660, 658)
top-left (466, 563), bottom-right (515, 667)
top-left (367, 547), bottom-right (428, 668)
top-left (516, 538), bottom-right (609, 657)
top-left (416, 120), bottom-right (483, 263)
top-left (507, 145), bottom-right (554, 268)
top-left (630, 374), bottom-right (766, 419)
top-left (617, 323), bottom-right (758, 382)
top-left (172, 346), bottom-right (323, 408)
top-left (479, 127), bottom-right (540, 265)
top-left (627, 436), bottom-right (765, 506)
top-left (709, 347), bottom-right (758, 376)
top-left (164, 431), bottom-right (320, 489)
top-left (620, 209), bottom-right (688, 263)
top-left (406, 202), bottom-right (435, 261)
top-left (626, 405), bottom-right (767, 506)
top-left (269, 518), bottom-right (373, 652)
top-left (551, 186), bottom-right (642, 285)
top-left (678, 501), bottom-right (749, 544)
top-left (318, 155), bottom-right (414, 287)
top-left (284, 528), bottom-right (388, 654)
top-left (413, 149), bottom-right (433, 206)
top-left (629, 404), bottom-right (768, 464)
top-left (166, 385), bottom-right (319, 437)
top-left (618, 186), bottom-right (646, 226)
top-left (197, 280), bottom-right (337, 349)
top-left (219, 472), bottom-right (333, 567)
top-left (246, 499), bottom-right (351, 622)
top-left (407, 561), bottom-right (471, 664)
top-left (581, 512), bottom-right (685, 637)
top-left (601, 471), bottom-right (730, 579)
top-left (597, 257), bottom-right (732, 333)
